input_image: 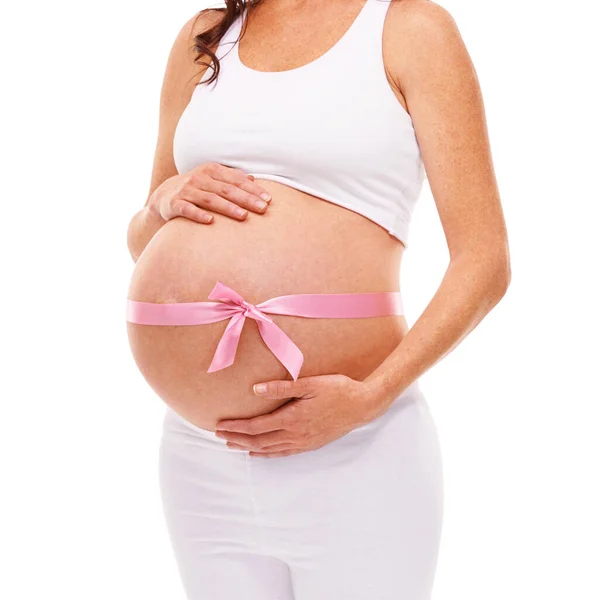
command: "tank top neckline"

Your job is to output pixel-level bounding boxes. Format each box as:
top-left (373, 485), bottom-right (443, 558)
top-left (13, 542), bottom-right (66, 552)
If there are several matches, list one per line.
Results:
top-left (231, 0), bottom-right (374, 76)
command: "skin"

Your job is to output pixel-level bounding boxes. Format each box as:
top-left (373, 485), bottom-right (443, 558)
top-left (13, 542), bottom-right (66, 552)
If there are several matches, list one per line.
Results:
top-left (126, 9), bottom-right (275, 263)
top-left (214, 0), bottom-right (511, 457)
top-left (127, 0), bottom-right (510, 458)
top-left (126, 0), bottom-right (410, 430)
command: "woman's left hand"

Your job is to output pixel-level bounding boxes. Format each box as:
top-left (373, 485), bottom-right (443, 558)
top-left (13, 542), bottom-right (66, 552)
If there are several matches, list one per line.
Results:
top-left (214, 374), bottom-right (385, 457)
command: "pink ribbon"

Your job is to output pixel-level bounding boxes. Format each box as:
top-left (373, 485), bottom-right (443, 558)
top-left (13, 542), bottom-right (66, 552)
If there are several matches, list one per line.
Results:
top-left (127, 281), bottom-right (403, 381)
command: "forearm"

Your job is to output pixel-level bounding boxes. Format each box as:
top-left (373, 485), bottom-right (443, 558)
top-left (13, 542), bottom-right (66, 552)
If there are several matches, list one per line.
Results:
top-left (127, 202), bottom-right (167, 263)
top-left (363, 251), bottom-right (511, 409)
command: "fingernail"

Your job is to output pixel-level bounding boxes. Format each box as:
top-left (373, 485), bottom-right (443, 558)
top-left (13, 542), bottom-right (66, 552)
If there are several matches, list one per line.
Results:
top-left (255, 200), bottom-right (267, 211)
top-left (260, 192), bottom-right (271, 202)
top-left (253, 383), bottom-right (267, 394)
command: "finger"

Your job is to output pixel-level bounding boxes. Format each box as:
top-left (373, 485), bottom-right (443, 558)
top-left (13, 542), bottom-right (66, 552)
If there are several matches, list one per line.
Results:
top-left (253, 379), bottom-right (309, 401)
top-left (216, 392), bottom-right (309, 434)
top-left (202, 164), bottom-right (272, 212)
top-left (215, 165), bottom-right (273, 204)
top-left (249, 449), bottom-right (299, 458)
top-left (170, 199), bottom-right (215, 224)
top-left (184, 186), bottom-right (250, 221)
top-left (218, 429), bottom-right (291, 449)
top-left (205, 177), bottom-right (270, 215)
top-left (216, 410), bottom-right (290, 435)
top-left (227, 441), bottom-right (296, 453)
top-left (224, 442), bottom-right (251, 451)
top-left (236, 178), bottom-right (273, 204)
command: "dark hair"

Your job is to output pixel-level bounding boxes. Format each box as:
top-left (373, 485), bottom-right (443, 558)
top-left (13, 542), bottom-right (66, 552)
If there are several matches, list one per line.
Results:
top-left (191, 0), bottom-right (262, 87)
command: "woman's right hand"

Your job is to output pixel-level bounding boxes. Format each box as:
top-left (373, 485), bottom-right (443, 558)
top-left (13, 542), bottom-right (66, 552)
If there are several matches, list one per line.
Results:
top-left (149, 162), bottom-right (273, 224)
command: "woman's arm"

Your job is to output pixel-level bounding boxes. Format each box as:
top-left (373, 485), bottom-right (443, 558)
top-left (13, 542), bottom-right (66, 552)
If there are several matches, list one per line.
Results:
top-left (212, 1), bottom-right (512, 455)
top-left (126, 9), bottom-right (224, 263)
top-left (363, 0), bottom-right (511, 405)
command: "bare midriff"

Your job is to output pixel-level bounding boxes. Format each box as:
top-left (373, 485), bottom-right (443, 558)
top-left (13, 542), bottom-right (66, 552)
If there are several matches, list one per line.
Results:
top-left (127, 180), bottom-right (409, 430)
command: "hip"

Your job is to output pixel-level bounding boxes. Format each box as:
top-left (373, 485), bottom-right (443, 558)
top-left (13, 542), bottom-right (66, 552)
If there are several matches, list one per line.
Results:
top-left (158, 379), bottom-right (444, 591)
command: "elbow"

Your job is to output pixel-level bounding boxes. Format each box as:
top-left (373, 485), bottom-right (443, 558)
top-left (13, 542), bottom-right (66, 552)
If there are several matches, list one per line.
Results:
top-left (455, 239), bottom-right (511, 301)
top-left (450, 236), bottom-right (511, 307)
top-left (489, 243), bottom-right (512, 301)
top-left (127, 218), bottom-right (141, 264)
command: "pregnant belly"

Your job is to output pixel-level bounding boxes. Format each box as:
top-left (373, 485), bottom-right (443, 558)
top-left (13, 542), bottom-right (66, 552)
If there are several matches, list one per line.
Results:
top-left (126, 180), bottom-right (408, 430)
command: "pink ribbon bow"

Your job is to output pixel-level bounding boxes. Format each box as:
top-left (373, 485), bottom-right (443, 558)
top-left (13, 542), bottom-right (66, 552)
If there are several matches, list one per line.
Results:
top-left (126, 281), bottom-right (403, 381)
top-left (205, 281), bottom-right (305, 381)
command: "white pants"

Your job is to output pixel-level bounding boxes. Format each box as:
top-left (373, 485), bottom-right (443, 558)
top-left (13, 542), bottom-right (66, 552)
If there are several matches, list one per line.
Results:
top-left (158, 380), bottom-right (444, 599)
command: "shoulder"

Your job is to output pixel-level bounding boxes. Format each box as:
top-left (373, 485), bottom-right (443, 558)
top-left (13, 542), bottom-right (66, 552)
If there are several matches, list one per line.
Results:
top-left (173, 7), bottom-right (227, 55)
top-left (187, 6), bottom-right (228, 39)
top-left (383, 0), bottom-right (460, 47)
top-left (384, 0), bottom-right (457, 32)
top-left (163, 7), bottom-right (228, 95)
top-left (382, 0), bottom-right (469, 90)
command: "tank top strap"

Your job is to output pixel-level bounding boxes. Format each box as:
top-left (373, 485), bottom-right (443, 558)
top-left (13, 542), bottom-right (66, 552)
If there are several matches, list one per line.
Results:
top-left (331, 0), bottom-right (392, 58)
top-left (363, 0), bottom-right (392, 52)
top-left (318, 0), bottom-right (392, 80)
top-left (343, 0), bottom-right (392, 74)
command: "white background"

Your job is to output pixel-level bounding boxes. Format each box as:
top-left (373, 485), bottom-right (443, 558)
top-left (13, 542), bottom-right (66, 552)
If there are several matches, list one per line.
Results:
top-left (1, 0), bottom-right (590, 598)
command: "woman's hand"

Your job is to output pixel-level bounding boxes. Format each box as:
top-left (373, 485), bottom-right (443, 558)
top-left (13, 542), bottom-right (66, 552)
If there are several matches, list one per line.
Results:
top-left (149, 162), bottom-right (272, 224)
top-left (214, 374), bottom-right (386, 458)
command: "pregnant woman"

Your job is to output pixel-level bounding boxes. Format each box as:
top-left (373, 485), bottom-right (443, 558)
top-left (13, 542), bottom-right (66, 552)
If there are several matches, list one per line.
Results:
top-left (126, 0), bottom-right (511, 598)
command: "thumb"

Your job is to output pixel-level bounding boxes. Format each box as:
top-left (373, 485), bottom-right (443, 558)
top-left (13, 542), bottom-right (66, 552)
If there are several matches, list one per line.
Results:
top-left (253, 378), bottom-right (305, 399)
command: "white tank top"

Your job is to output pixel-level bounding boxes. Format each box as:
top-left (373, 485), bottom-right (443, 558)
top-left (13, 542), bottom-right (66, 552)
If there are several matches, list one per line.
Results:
top-left (173, 0), bottom-right (425, 248)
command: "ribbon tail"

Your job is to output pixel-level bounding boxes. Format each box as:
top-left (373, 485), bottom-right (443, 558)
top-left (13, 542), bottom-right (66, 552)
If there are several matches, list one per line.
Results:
top-left (207, 313), bottom-right (247, 373)
top-left (255, 318), bottom-right (304, 381)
